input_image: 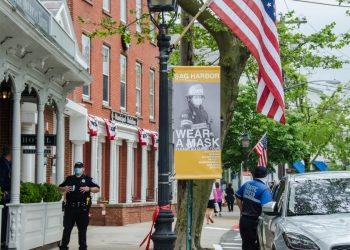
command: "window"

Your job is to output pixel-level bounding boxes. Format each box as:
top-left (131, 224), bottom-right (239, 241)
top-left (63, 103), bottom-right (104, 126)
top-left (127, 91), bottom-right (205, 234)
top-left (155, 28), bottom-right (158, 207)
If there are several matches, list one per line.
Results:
top-left (120, 0), bottom-right (126, 23)
top-left (103, 0), bottom-right (110, 12)
top-left (149, 70), bottom-right (155, 119)
top-left (136, 0), bottom-right (142, 33)
top-left (102, 45), bottom-right (110, 104)
top-left (81, 34), bottom-right (90, 97)
top-left (136, 63), bottom-right (142, 115)
top-left (120, 55), bottom-right (127, 110)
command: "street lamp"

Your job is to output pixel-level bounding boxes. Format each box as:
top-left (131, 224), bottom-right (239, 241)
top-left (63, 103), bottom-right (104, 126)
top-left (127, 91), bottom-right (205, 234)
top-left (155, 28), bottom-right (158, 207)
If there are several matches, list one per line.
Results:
top-left (240, 133), bottom-right (250, 186)
top-left (147, 1), bottom-right (178, 249)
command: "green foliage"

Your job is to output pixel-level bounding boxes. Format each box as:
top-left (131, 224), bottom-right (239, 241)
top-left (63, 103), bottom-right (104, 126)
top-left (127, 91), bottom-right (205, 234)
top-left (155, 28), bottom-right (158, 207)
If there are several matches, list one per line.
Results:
top-left (20, 182), bottom-right (62, 203)
top-left (0, 188), bottom-right (3, 203)
top-left (42, 183), bottom-right (62, 202)
top-left (20, 182), bottom-right (43, 203)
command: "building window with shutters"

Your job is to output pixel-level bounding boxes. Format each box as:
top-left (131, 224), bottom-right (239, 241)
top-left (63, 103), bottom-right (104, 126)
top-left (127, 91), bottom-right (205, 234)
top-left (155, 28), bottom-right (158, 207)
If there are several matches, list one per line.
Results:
top-left (102, 45), bottom-right (110, 105)
top-left (81, 34), bottom-right (90, 98)
top-left (136, 62), bottom-right (142, 115)
top-left (120, 54), bottom-right (127, 110)
top-left (149, 69), bottom-right (155, 120)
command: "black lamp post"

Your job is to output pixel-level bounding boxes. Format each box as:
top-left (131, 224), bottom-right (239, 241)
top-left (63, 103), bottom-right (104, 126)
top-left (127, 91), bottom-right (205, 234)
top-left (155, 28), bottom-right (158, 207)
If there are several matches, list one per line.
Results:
top-left (147, 1), bottom-right (178, 249)
top-left (241, 133), bottom-right (250, 184)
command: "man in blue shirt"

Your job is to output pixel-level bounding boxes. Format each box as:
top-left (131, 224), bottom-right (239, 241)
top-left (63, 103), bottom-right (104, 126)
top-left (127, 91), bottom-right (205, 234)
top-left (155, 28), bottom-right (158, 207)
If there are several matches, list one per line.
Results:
top-left (236, 166), bottom-right (272, 250)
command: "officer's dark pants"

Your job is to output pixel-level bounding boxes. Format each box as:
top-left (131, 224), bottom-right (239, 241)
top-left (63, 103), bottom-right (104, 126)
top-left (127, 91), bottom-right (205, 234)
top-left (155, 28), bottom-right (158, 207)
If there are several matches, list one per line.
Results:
top-left (60, 207), bottom-right (89, 250)
top-left (239, 215), bottom-right (259, 250)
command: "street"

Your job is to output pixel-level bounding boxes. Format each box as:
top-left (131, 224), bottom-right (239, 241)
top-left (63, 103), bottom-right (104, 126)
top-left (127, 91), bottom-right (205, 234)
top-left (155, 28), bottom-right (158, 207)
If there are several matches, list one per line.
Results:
top-left (54, 207), bottom-right (241, 250)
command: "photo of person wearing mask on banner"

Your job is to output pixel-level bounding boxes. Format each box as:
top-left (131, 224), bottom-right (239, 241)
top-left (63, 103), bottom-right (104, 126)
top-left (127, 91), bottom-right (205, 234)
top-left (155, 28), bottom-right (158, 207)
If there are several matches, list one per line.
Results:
top-left (174, 83), bottom-right (220, 151)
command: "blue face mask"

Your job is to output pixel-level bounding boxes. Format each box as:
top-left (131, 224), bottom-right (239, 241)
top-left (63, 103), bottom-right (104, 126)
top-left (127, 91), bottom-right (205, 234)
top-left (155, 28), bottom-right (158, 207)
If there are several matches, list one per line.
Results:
top-left (74, 168), bottom-right (83, 176)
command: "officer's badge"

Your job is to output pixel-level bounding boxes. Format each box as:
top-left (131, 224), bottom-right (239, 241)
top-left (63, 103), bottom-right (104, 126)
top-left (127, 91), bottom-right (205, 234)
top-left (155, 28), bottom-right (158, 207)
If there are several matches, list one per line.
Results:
top-left (82, 179), bottom-right (86, 183)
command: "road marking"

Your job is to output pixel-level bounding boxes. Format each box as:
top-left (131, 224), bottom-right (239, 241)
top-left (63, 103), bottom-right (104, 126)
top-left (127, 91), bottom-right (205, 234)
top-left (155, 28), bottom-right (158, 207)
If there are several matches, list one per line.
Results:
top-left (205, 226), bottom-right (230, 231)
top-left (221, 242), bottom-right (242, 246)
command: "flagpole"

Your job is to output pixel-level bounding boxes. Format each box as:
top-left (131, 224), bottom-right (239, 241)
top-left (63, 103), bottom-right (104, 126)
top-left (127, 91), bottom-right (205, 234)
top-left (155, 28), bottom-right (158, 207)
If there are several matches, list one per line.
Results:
top-left (171, 0), bottom-right (214, 48)
top-left (247, 132), bottom-right (267, 157)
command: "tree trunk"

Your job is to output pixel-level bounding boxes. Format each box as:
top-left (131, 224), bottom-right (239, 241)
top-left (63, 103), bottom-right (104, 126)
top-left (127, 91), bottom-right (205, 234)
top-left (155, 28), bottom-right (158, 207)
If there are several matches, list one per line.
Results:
top-left (175, 1), bottom-right (250, 249)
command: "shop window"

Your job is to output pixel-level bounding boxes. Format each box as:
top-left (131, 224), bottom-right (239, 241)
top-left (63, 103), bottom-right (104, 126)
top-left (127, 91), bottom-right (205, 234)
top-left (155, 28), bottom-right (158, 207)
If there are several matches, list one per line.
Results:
top-left (136, 62), bottom-right (142, 115)
top-left (103, 45), bottom-right (110, 105)
top-left (149, 69), bottom-right (155, 119)
top-left (120, 55), bottom-right (127, 110)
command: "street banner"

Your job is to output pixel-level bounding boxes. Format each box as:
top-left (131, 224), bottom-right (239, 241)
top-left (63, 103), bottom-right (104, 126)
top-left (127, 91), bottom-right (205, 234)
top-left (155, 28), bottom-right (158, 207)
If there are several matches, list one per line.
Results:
top-left (173, 66), bottom-right (221, 179)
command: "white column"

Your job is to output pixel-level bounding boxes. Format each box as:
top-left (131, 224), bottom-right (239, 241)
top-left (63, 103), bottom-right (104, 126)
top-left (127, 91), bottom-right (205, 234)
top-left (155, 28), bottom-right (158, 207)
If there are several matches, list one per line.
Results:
top-left (55, 109), bottom-right (64, 185)
top-left (11, 91), bottom-right (22, 204)
top-left (154, 150), bottom-right (158, 202)
top-left (109, 140), bottom-right (117, 204)
top-left (36, 103), bottom-right (45, 183)
top-left (72, 140), bottom-right (84, 163)
top-left (141, 145), bottom-right (148, 202)
top-left (126, 140), bottom-right (134, 203)
top-left (21, 124), bottom-right (34, 182)
top-left (91, 136), bottom-right (98, 204)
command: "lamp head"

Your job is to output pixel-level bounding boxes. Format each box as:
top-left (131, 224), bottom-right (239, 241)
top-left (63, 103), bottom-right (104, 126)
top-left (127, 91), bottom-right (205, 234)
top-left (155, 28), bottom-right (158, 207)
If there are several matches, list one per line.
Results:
top-left (241, 133), bottom-right (250, 149)
top-left (147, 0), bottom-right (178, 13)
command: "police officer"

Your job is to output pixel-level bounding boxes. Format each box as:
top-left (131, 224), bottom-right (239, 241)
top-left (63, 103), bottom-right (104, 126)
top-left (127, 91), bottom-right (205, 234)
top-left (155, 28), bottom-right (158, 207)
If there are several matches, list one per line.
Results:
top-left (235, 166), bottom-right (272, 250)
top-left (59, 162), bottom-right (100, 250)
top-left (180, 84), bottom-right (210, 129)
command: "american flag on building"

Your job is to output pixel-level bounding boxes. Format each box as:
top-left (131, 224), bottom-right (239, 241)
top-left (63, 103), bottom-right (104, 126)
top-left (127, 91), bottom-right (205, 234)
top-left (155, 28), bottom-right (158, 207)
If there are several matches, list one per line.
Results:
top-left (254, 133), bottom-right (268, 167)
top-left (209, 0), bottom-right (285, 124)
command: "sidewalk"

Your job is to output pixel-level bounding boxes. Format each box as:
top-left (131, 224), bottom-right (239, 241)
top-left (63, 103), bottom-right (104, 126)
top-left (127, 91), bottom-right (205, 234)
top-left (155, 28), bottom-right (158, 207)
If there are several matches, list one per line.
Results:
top-left (53, 207), bottom-right (240, 250)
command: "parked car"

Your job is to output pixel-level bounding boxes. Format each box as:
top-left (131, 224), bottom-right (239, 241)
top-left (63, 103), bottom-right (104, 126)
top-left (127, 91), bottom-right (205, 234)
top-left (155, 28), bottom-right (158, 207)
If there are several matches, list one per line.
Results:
top-left (258, 171), bottom-right (350, 250)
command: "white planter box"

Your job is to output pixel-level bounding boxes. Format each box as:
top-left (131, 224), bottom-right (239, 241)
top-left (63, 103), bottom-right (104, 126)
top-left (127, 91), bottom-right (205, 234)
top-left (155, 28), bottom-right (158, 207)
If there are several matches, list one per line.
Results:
top-left (7, 202), bottom-right (63, 250)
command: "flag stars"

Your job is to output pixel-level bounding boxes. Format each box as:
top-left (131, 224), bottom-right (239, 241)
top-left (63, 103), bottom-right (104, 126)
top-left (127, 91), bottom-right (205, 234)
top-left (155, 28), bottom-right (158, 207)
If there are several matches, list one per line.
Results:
top-left (267, 2), bottom-right (272, 7)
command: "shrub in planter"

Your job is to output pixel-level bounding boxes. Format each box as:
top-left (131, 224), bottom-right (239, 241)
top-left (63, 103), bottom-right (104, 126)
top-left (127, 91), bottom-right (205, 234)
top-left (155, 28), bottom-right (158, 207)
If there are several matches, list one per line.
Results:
top-left (0, 188), bottom-right (3, 203)
top-left (42, 183), bottom-right (62, 202)
top-left (20, 182), bottom-right (43, 203)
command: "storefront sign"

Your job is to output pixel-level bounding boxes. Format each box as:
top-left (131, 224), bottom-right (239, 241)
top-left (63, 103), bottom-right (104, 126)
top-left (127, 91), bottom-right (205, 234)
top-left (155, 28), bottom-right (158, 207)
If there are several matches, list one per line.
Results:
top-left (111, 112), bottom-right (138, 126)
top-left (23, 149), bottom-right (51, 154)
top-left (173, 66), bottom-right (222, 180)
top-left (9, 0), bottom-right (51, 34)
top-left (21, 134), bottom-right (56, 146)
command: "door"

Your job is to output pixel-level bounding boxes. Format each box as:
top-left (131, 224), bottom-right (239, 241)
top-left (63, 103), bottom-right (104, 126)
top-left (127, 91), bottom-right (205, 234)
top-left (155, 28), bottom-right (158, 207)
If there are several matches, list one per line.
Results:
top-left (262, 180), bottom-right (285, 250)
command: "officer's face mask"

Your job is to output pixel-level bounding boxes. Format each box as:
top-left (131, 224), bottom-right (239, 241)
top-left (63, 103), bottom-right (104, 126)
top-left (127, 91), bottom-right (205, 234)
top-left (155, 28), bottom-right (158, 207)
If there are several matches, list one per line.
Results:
top-left (191, 96), bottom-right (203, 106)
top-left (74, 167), bottom-right (83, 176)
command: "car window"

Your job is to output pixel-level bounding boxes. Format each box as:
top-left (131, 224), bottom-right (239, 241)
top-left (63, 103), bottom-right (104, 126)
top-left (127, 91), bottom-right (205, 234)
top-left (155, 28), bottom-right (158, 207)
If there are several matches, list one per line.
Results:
top-left (287, 177), bottom-right (350, 216)
top-left (272, 184), bottom-right (280, 201)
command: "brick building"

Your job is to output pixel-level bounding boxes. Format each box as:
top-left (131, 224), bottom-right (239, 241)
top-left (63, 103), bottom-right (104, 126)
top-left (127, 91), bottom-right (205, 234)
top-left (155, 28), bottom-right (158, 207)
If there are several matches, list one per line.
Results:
top-left (65, 0), bottom-right (169, 225)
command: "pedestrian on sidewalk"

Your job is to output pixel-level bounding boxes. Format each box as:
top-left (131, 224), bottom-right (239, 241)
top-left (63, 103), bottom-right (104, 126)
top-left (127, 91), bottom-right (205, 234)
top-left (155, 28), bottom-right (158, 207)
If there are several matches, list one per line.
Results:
top-left (214, 182), bottom-right (223, 216)
top-left (235, 166), bottom-right (272, 250)
top-left (225, 183), bottom-right (235, 212)
top-left (206, 182), bottom-right (217, 224)
top-left (58, 162), bottom-right (100, 250)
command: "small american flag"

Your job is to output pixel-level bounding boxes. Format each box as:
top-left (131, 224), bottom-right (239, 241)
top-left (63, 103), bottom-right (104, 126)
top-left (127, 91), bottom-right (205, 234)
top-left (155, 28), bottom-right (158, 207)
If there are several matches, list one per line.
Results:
top-left (209, 0), bottom-right (285, 123)
top-left (254, 134), bottom-right (268, 167)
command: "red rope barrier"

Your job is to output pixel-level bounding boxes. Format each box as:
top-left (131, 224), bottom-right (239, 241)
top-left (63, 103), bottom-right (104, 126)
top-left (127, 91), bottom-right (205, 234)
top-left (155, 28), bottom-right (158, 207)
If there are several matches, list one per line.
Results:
top-left (139, 204), bottom-right (171, 250)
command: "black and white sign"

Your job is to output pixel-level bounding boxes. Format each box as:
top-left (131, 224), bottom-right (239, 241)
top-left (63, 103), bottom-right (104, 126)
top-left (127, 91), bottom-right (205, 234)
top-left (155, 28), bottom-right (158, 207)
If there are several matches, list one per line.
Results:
top-left (21, 134), bottom-right (56, 146)
top-left (111, 112), bottom-right (138, 126)
top-left (22, 149), bottom-right (51, 154)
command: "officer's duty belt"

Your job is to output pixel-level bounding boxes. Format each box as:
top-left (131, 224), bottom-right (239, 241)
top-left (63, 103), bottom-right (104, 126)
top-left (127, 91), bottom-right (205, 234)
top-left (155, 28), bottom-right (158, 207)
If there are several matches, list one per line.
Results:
top-left (66, 201), bottom-right (88, 208)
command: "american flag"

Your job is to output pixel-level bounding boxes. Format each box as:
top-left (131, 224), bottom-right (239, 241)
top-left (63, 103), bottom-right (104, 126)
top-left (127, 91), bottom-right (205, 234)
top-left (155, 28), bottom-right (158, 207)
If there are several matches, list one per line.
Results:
top-left (254, 134), bottom-right (268, 167)
top-left (209, 0), bottom-right (285, 123)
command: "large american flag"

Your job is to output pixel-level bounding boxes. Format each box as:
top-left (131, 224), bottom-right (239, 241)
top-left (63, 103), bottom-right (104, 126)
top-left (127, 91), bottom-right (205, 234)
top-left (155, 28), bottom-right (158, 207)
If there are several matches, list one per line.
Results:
top-left (209, 0), bottom-right (285, 123)
top-left (254, 134), bottom-right (268, 167)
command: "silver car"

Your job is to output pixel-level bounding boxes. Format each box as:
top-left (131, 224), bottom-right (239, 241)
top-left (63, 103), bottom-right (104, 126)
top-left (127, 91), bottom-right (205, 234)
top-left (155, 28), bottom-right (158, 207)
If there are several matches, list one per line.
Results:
top-left (258, 171), bottom-right (350, 250)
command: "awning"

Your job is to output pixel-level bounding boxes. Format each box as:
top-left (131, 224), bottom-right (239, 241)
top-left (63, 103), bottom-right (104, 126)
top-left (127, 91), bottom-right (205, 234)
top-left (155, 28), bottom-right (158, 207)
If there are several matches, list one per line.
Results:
top-left (312, 161), bottom-right (328, 171)
top-left (291, 160), bottom-right (305, 173)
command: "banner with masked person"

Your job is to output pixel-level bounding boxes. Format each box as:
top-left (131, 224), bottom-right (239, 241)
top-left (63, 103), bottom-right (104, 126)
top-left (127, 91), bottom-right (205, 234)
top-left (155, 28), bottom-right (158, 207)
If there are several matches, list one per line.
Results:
top-left (173, 66), bottom-right (221, 179)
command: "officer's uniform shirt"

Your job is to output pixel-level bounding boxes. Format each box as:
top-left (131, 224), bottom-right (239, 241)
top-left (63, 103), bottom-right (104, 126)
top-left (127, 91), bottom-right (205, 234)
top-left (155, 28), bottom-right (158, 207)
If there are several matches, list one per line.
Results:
top-left (59, 175), bottom-right (99, 204)
top-left (235, 179), bottom-right (272, 218)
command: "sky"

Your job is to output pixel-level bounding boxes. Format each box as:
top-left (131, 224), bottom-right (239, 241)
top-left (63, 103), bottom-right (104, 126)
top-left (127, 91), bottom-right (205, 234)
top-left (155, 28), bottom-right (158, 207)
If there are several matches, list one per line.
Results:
top-left (276, 0), bottom-right (350, 85)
